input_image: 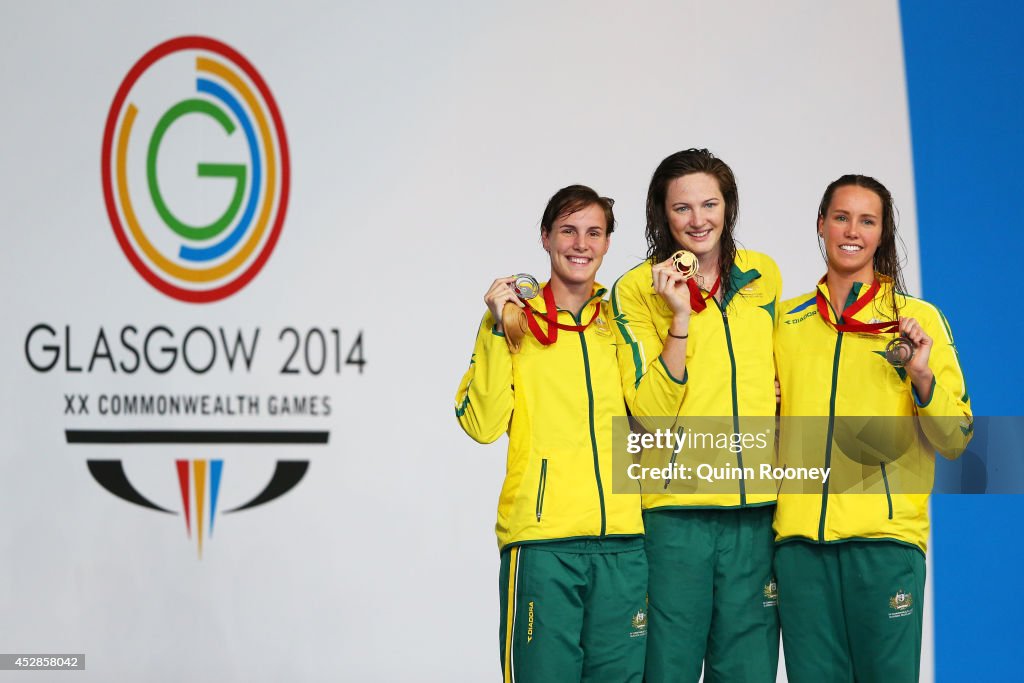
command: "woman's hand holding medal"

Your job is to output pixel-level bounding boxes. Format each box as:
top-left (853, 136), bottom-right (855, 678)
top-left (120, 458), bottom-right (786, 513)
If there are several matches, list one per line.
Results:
top-left (484, 276), bottom-right (526, 334)
top-left (896, 317), bottom-right (934, 403)
top-left (652, 256), bottom-right (694, 318)
top-left (485, 275), bottom-right (539, 354)
top-left (653, 251), bottom-right (702, 383)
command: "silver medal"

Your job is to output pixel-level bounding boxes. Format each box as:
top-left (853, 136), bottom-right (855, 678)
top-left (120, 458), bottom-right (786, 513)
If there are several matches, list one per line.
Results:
top-left (512, 273), bottom-right (540, 300)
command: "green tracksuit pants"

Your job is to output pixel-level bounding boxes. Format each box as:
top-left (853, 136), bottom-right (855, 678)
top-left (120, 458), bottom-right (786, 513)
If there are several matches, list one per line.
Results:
top-left (498, 537), bottom-right (647, 683)
top-left (775, 540), bottom-right (925, 683)
top-left (643, 506), bottom-right (780, 683)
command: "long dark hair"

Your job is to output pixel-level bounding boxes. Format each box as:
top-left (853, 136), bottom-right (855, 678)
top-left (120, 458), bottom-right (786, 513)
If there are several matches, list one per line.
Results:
top-left (817, 174), bottom-right (907, 319)
top-left (645, 148), bottom-right (738, 294)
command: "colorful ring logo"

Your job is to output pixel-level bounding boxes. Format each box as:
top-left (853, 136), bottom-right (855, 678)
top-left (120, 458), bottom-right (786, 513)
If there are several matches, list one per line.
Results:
top-left (101, 36), bottom-right (290, 303)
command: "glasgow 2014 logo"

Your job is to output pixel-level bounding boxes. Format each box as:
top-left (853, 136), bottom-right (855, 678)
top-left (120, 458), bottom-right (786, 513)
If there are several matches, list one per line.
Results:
top-left (101, 36), bottom-right (289, 303)
top-left (64, 36), bottom-right (336, 558)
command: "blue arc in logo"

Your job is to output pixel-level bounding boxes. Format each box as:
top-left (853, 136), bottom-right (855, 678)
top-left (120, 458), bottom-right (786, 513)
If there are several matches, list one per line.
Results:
top-left (177, 77), bottom-right (262, 262)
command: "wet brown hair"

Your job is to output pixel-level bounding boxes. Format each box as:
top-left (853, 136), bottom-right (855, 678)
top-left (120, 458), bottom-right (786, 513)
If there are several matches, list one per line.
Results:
top-left (541, 185), bottom-right (615, 236)
top-left (645, 149), bottom-right (738, 294)
top-left (817, 174), bottom-right (908, 318)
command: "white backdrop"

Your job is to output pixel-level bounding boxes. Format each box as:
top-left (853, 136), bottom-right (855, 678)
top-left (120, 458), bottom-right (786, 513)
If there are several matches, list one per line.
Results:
top-left (1, 2), bottom-right (925, 681)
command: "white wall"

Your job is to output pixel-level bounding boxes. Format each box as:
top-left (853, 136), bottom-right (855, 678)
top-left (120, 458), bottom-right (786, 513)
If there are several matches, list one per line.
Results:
top-left (0, 2), bottom-right (924, 681)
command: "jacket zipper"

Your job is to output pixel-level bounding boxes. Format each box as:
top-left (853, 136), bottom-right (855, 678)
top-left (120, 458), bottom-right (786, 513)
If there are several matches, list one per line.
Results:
top-left (575, 304), bottom-right (607, 536)
top-left (535, 459), bottom-right (548, 521)
top-left (880, 462), bottom-right (893, 520)
top-left (818, 330), bottom-right (844, 541)
top-left (714, 299), bottom-right (746, 505)
top-left (819, 285), bottom-right (867, 542)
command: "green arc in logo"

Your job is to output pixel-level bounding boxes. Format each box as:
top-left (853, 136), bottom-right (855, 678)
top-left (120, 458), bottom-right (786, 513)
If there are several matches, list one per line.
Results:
top-left (146, 98), bottom-right (246, 241)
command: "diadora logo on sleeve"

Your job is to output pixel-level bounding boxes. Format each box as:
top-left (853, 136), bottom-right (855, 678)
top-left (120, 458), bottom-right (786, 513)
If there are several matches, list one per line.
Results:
top-left (101, 36), bottom-right (289, 303)
top-left (784, 297), bottom-right (818, 325)
top-left (783, 310), bottom-right (817, 325)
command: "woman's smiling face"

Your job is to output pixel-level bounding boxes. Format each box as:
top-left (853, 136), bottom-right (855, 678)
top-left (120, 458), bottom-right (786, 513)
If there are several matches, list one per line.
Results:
top-left (664, 172), bottom-right (726, 263)
top-left (541, 202), bottom-right (610, 290)
top-left (819, 184), bottom-right (883, 282)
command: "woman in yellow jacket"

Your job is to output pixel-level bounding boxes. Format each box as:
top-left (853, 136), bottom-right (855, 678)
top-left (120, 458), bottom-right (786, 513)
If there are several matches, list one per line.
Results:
top-left (455, 185), bottom-right (651, 683)
top-left (611, 149), bottom-right (782, 682)
top-left (773, 175), bottom-right (973, 682)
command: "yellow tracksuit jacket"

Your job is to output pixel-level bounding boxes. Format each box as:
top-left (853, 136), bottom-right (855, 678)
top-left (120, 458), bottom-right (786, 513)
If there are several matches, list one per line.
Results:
top-left (773, 276), bottom-right (973, 552)
top-left (455, 284), bottom-right (644, 550)
top-left (610, 250), bottom-right (782, 509)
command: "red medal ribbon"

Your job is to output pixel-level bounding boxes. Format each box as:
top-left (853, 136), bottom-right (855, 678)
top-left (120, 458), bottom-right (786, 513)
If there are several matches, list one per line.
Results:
top-left (815, 277), bottom-right (898, 334)
top-left (522, 284), bottom-right (601, 346)
top-left (687, 276), bottom-right (721, 314)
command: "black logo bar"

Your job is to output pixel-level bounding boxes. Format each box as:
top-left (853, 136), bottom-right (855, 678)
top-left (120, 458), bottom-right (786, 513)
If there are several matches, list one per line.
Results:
top-left (66, 430), bottom-right (329, 444)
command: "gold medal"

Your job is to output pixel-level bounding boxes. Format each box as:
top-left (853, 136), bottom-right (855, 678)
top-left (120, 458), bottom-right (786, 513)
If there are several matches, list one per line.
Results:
top-left (671, 250), bottom-right (698, 279)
